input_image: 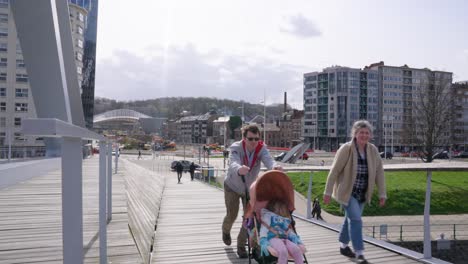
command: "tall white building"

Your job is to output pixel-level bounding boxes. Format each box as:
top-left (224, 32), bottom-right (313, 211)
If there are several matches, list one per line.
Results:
top-left (366, 62), bottom-right (453, 152)
top-left (0, 1), bottom-right (87, 158)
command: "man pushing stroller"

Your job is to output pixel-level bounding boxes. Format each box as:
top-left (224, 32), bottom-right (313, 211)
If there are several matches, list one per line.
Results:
top-left (222, 124), bottom-right (282, 258)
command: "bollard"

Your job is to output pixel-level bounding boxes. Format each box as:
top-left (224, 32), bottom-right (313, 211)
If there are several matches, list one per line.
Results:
top-left (400, 225), bottom-right (403, 241)
top-left (453, 224), bottom-right (456, 240)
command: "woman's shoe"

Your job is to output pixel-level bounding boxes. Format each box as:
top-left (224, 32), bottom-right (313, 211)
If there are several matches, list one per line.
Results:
top-left (340, 246), bottom-right (356, 258)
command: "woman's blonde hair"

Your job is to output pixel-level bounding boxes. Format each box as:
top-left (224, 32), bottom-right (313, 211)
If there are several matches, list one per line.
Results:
top-left (350, 120), bottom-right (374, 139)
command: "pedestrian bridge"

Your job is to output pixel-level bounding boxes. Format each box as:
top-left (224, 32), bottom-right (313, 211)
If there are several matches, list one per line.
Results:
top-left (0, 156), bottom-right (454, 264)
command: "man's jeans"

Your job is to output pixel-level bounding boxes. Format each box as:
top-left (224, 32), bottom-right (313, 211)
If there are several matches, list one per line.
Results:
top-left (222, 184), bottom-right (248, 247)
top-left (339, 196), bottom-right (365, 251)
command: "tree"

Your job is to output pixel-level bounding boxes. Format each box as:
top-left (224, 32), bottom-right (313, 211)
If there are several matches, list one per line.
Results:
top-left (228, 116), bottom-right (242, 139)
top-left (403, 71), bottom-right (454, 162)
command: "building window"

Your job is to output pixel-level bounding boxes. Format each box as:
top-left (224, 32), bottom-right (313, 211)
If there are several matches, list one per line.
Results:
top-left (0, 13), bottom-right (7, 23)
top-left (0, 102), bottom-right (5, 112)
top-left (0, 0), bottom-right (7, 8)
top-left (77, 39), bottom-right (83, 48)
top-left (16, 59), bottom-right (25, 68)
top-left (76, 52), bottom-right (82, 61)
top-left (15, 88), bottom-right (28, 98)
top-left (14, 117), bottom-right (21, 127)
top-left (0, 27), bottom-right (7, 37)
top-left (0, 72), bottom-right (6, 81)
top-left (77, 66), bottom-right (82, 74)
top-left (0, 117), bottom-right (5, 127)
top-left (0, 43), bottom-right (5, 52)
top-left (16, 74), bottom-right (28, 82)
top-left (14, 132), bottom-right (24, 141)
top-left (16, 43), bottom-right (21, 54)
top-left (77, 25), bottom-right (83, 35)
top-left (0, 87), bottom-right (5, 97)
top-left (0, 57), bottom-right (6, 67)
top-left (78, 12), bottom-right (84, 22)
top-left (15, 102), bottom-right (28, 112)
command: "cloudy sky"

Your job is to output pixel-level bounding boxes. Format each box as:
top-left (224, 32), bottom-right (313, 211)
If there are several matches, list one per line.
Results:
top-left (95, 0), bottom-right (468, 109)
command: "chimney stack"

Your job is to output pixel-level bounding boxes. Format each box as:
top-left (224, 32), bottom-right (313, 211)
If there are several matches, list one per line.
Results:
top-left (284, 92), bottom-right (287, 113)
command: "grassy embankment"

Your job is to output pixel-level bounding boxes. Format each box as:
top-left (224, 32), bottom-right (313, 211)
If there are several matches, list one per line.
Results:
top-left (288, 171), bottom-right (468, 216)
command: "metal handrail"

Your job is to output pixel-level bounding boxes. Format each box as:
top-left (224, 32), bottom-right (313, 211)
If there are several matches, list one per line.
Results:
top-left (21, 118), bottom-right (115, 264)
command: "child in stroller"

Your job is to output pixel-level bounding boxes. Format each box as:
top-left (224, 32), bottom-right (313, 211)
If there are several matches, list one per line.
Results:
top-left (259, 199), bottom-right (306, 264)
top-left (244, 170), bottom-right (308, 264)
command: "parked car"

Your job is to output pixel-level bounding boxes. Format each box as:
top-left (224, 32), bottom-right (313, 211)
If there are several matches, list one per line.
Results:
top-left (380, 152), bottom-right (393, 159)
top-left (454, 151), bottom-right (468, 158)
top-left (274, 152), bottom-right (286, 161)
top-left (299, 152), bottom-right (309, 160)
top-left (432, 151), bottom-right (449, 159)
top-left (170, 160), bottom-right (200, 172)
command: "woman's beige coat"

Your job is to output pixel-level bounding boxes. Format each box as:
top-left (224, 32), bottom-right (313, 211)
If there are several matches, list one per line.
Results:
top-left (324, 141), bottom-right (386, 206)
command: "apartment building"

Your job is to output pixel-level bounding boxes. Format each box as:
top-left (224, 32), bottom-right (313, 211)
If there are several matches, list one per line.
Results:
top-left (278, 109), bottom-right (303, 148)
top-left (303, 62), bottom-right (454, 152)
top-left (212, 116), bottom-right (230, 147)
top-left (0, 1), bottom-right (87, 158)
top-left (366, 62), bottom-right (453, 152)
top-left (303, 66), bottom-right (380, 151)
top-left (175, 111), bottom-right (219, 144)
top-left (453, 81), bottom-right (468, 150)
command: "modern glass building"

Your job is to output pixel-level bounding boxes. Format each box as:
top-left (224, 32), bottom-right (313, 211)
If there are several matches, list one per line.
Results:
top-left (0, 0), bottom-right (97, 158)
top-left (303, 66), bottom-right (380, 151)
top-left (69, 0), bottom-right (99, 129)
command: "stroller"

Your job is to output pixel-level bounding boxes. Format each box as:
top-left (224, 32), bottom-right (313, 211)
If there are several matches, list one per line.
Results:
top-left (242, 170), bottom-right (309, 264)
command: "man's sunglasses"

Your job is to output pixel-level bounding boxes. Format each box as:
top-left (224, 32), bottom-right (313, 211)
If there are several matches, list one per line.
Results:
top-left (246, 137), bottom-right (260, 141)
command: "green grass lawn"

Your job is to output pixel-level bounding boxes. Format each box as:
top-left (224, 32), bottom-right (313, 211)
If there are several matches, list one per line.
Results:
top-left (287, 171), bottom-right (468, 216)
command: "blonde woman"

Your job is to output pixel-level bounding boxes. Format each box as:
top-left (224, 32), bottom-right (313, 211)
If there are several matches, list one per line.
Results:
top-left (323, 120), bottom-right (387, 264)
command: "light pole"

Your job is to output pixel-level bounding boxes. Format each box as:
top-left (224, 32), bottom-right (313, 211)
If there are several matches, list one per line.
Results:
top-left (260, 92), bottom-right (266, 144)
top-left (391, 116), bottom-right (394, 154)
top-left (238, 102), bottom-right (244, 126)
top-left (384, 117), bottom-right (387, 159)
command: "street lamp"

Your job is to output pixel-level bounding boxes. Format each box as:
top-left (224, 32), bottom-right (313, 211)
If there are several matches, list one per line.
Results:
top-left (383, 115), bottom-right (394, 158)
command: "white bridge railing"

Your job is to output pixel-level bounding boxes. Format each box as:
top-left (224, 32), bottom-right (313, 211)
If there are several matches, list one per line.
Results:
top-left (22, 118), bottom-right (117, 264)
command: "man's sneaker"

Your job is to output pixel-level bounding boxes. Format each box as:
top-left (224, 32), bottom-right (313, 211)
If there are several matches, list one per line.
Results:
top-left (340, 246), bottom-right (356, 258)
top-left (356, 255), bottom-right (368, 264)
top-left (222, 232), bottom-right (231, 246)
top-left (237, 246), bottom-right (248, 258)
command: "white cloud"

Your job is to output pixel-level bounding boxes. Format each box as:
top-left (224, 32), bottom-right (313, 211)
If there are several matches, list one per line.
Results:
top-left (95, 45), bottom-right (308, 109)
top-left (280, 14), bottom-right (321, 39)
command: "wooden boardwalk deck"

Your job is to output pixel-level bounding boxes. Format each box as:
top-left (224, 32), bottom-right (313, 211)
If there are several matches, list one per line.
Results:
top-left (0, 157), bottom-right (140, 264)
top-left (0, 156), bottom-right (442, 263)
top-left (148, 160), bottom-right (423, 264)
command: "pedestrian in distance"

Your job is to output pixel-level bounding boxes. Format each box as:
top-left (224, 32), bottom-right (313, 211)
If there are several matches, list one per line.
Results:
top-left (175, 161), bottom-right (184, 183)
top-left (222, 124), bottom-right (283, 259)
top-left (323, 120), bottom-right (386, 264)
top-left (320, 160), bottom-right (325, 166)
top-left (138, 150), bottom-right (142, 160)
top-left (311, 197), bottom-right (324, 221)
top-left (189, 162), bottom-right (197, 181)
